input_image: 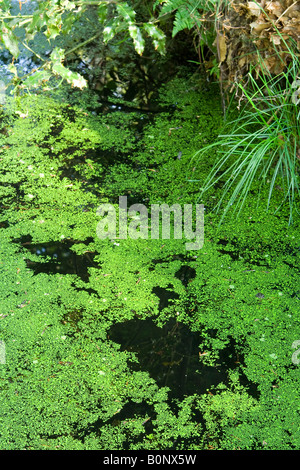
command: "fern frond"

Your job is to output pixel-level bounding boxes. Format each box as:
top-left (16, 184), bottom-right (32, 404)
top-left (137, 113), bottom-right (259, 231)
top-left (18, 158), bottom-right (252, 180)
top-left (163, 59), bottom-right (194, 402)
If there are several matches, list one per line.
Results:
top-left (160, 0), bottom-right (217, 37)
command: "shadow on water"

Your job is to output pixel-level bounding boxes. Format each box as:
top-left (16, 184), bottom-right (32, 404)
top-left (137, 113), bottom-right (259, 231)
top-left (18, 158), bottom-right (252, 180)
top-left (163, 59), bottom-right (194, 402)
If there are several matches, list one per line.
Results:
top-left (108, 317), bottom-right (236, 400)
top-left (13, 235), bottom-right (96, 281)
top-left (151, 285), bottom-right (180, 311)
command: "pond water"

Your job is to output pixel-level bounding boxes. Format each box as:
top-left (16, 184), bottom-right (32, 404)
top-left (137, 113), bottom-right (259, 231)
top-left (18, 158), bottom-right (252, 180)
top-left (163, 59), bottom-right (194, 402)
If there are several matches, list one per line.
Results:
top-left (2, 1), bottom-right (300, 451)
top-left (0, 1), bottom-right (41, 84)
top-left (16, 237), bottom-right (96, 281)
top-left (0, 27), bottom-right (256, 404)
top-left (108, 317), bottom-right (237, 399)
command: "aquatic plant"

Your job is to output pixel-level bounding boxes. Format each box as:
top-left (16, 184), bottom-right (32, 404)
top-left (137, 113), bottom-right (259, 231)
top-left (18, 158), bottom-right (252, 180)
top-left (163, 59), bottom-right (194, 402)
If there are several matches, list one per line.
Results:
top-left (0, 78), bottom-right (219, 449)
top-left (190, 50), bottom-right (300, 224)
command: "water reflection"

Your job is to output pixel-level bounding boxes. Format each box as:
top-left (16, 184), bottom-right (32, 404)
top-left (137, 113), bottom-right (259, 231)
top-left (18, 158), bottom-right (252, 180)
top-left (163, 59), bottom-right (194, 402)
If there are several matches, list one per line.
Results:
top-left (108, 318), bottom-right (230, 399)
top-left (14, 236), bottom-right (96, 281)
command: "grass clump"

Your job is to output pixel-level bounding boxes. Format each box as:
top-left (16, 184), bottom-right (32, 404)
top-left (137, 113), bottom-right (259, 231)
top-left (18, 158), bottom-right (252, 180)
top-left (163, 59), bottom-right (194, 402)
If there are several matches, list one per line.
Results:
top-left (190, 50), bottom-right (300, 224)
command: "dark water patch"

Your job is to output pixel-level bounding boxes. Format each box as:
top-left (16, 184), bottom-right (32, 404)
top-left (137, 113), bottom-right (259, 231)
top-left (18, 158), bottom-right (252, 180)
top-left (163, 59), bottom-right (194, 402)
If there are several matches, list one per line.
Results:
top-left (108, 318), bottom-right (231, 400)
top-left (57, 144), bottom-right (138, 178)
top-left (103, 191), bottom-right (149, 208)
top-left (0, 220), bottom-right (9, 229)
top-left (93, 72), bottom-right (179, 115)
top-left (80, 397), bottom-right (205, 450)
top-left (151, 285), bottom-right (180, 311)
top-left (105, 400), bottom-right (155, 435)
top-left (71, 284), bottom-right (99, 297)
top-left (215, 248), bottom-right (238, 262)
top-left (216, 238), bottom-right (240, 261)
top-left (14, 236), bottom-right (96, 281)
top-left (57, 159), bottom-right (107, 197)
top-left (93, 148), bottom-right (133, 168)
top-left (74, 399), bottom-right (155, 447)
top-left (283, 259), bottom-right (300, 273)
top-left (96, 97), bottom-right (168, 116)
top-left (291, 290), bottom-right (300, 299)
top-left (150, 253), bottom-right (198, 271)
top-left (61, 308), bottom-right (84, 332)
top-left (175, 265), bottom-right (196, 287)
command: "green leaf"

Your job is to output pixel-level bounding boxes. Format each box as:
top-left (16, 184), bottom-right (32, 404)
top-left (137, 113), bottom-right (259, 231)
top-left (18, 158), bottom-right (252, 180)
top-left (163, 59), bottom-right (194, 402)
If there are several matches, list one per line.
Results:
top-left (52, 61), bottom-right (87, 89)
top-left (98, 2), bottom-right (108, 24)
top-left (8, 63), bottom-right (18, 76)
top-left (49, 46), bottom-right (87, 89)
top-left (143, 23), bottom-right (166, 54)
top-left (0, 0), bottom-right (11, 13)
top-left (116, 2), bottom-right (136, 22)
top-left (26, 12), bottom-right (48, 35)
top-left (1, 29), bottom-right (19, 58)
top-left (158, 0), bottom-right (202, 38)
top-left (50, 47), bottom-right (65, 62)
top-left (128, 25), bottom-right (145, 55)
top-left (60, 0), bottom-right (76, 10)
top-left (45, 24), bottom-right (61, 40)
top-left (60, 13), bottom-right (75, 35)
top-left (172, 9), bottom-right (195, 37)
top-left (23, 70), bottom-right (52, 89)
top-left (102, 19), bottom-right (121, 43)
